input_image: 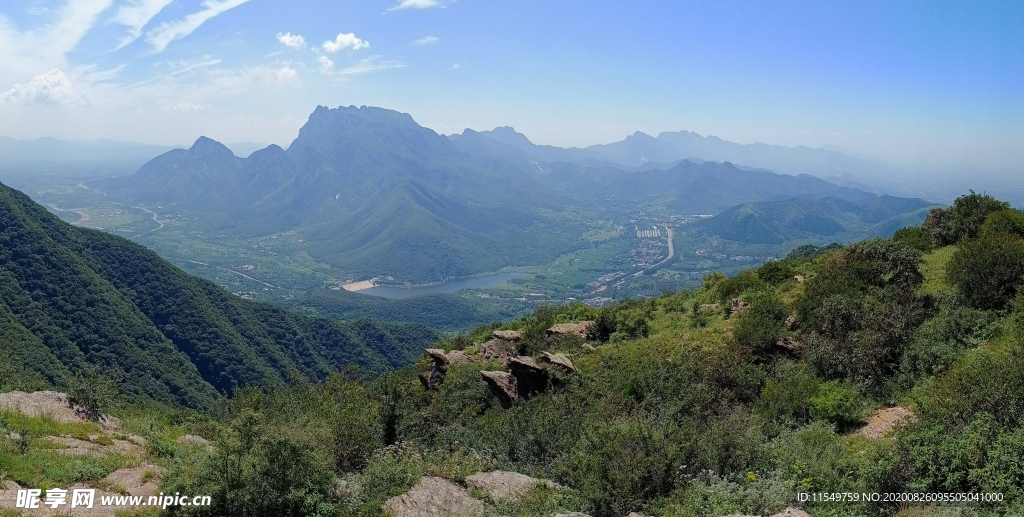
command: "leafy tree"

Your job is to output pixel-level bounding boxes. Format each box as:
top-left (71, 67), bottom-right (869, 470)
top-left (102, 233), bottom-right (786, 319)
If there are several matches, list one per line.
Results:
top-left (923, 191), bottom-right (1010, 246)
top-left (980, 208), bottom-right (1024, 238)
top-left (67, 365), bottom-right (119, 414)
top-left (946, 234), bottom-right (1024, 310)
top-left (755, 260), bottom-right (797, 285)
top-left (892, 226), bottom-right (932, 252)
top-left (733, 290), bottom-right (788, 356)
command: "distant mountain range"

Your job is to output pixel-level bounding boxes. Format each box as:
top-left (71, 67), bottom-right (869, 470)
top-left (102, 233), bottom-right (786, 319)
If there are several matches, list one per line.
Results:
top-left (0, 180), bottom-right (437, 408)
top-left (94, 105), bottom-right (931, 283)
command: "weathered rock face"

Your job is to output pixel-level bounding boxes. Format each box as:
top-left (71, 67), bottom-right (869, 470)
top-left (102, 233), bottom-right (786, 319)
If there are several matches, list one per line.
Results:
top-left (480, 339), bottom-right (516, 367)
top-left (423, 348), bottom-right (472, 389)
top-left (464, 471), bottom-right (558, 502)
top-left (775, 336), bottom-right (801, 352)
top-left (771, 507), bottom-right (813, 517)
top-left (785, 314), bottom-right (796, 330)
top-left (546, 321), bottom-right (595, 339)
top-left (493, 330), bottom-right (522, 342)
top-left (447, 350), bottom-right (472, 366)
top-left (480, 371), bottom-right (518, 408)
top-left (103, 465), bottom-right (165, 497)
top-left (540, 352), bottom-right (579, 374)
top-left (382, 476), bottom-right (485, 517)
top-left (0, 391), bottom-right (120, 430)
top-left (581, 343), bottom-right (596, 352)
top-left (729, 299), bottom-right (751, 319)
top-left (857, 407), bottom-right (917, 439)
top-left (508, 356), bottom-right (548, 396)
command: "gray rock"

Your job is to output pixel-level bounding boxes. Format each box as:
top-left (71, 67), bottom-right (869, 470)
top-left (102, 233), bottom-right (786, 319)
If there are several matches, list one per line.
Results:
top-left (581, 344), bottom-right (596, 352)
top-left (492, 330), bottom-right (522, 342)
top-left (508, 356), bottom-right (548, 396)
top-left (383, 476), bottom-right (485, 517)
top-left (546, 321), bottom-right (594, 339)
top-left (480, 371), bottom-right (517, 408)
top-left (480, 339), bottom-right (515, 366)
top-left (465, 470), bottom-right (558, 501)
top-left (729, 298), bottom-right (750, 319)
top-left (540, 351), bottom-right (579, 373)
top-left (177, 434), bottom-right (212, 450)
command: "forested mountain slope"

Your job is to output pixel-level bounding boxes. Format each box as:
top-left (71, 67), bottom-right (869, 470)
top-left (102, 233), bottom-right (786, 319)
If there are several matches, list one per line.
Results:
top-left (0, 181), bottom-right (438, 408)
top-left (56, 192), bottom-right (1020, 517)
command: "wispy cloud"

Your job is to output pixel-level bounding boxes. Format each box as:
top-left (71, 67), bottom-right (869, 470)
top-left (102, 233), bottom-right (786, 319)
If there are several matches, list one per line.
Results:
top-left (322, 33), bottom-right (369, 53)
top-left (126, 58), bottom-right (223, 88)
top-left (0, 69), bottom-right (87, 106)
top-left (317, 56), bottom-right (334, 75)
top-left (339, 56), bottom-right (405, 75)
top-left (0, 0), bottom-right (113, 77)
top-left (145, 0), bottom-right (252, 53)
top-left (388, 0), bottom-right (447, 11)
top-left (276, 32), bottom-right (306, 49)
top-left (111, 0), bottom-right (174, 49)
top-left (164, 102), bottom-right (208, 114)
top-left (414, 36), bottom-right (440, 46)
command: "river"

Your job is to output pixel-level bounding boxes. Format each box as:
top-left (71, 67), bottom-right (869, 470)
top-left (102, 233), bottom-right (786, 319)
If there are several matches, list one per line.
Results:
top-left (357, 273), bottom-right (524, 299)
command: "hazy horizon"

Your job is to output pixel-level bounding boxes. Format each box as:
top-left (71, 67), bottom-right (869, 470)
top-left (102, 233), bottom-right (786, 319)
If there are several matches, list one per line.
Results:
top-left (0, 1), bottom-right (1021, 180)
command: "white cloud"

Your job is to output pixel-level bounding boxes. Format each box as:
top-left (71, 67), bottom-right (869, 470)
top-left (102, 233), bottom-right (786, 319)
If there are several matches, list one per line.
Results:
top-left (317, 56), bottom-right (334, 75)
top-left (339, 57), bottom-right (405, 76)
top-left (164, 102), bottom-right (208, 114)
top-left (388, 0), bottom-right (443, 10)
top-left (145, 0), bottom-right (252, 53)
top-left (276, 32), bottom-right (306, 49)
top-left (0, 69), bottom-right (86, 106)
top-left (112, 0), bottom-right (175, 49)
top-left (127, 58), bottom-right (223, 88)
top-left (0, 0), bottom-right (113, 77)
top-left (414, 36), bottom-right (439, 46)
top-left (244, 65), bottom-right (299, 85)
top-left (322, 33), bottom-right (369, 53)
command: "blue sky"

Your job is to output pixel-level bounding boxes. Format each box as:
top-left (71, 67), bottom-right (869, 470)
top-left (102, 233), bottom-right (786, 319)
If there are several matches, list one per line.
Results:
top-left (0, 0), bottom-right (1021, 177)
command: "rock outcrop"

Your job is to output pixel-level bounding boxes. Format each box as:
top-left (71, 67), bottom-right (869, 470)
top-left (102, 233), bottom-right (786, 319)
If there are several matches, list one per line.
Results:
top-left (0, 391), bottom-right (120, 430)
top-left (480, 371), bottom-right (518, 408)
top-left (775, 336), bottom-right (802, 352)
top-left (508, 356), bottom-right (548, 396)
top-left (382, 476), bottom-right (485, 517)
top-left (540, 352), bottom-right (579, 374)
top-left (785, 314), bottom-right (796, 330)
top-left (729, 299), bottom-right (750, 319)
top-left (857, 407), bottom-right (917, 439)
top-left (480, 339), bottom-right (516, 367)
top-left (581, 344), bottom-right (596, 352)
top-left (492, 330), bottom-right (522, 342)
top-left (546, 321), bottom-right (594, 339)
top-left (465, 470), bottom-right (558, 501)
top-left (103, 465), bottom-right (165, 497)
top-left (422, 348), bottom-right (473, 389)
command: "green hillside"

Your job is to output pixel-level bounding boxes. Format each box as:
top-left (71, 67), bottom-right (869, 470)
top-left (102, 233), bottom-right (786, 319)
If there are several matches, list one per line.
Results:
top-left (4, 192), bottom-right (1020, 516)
top-left (0, 181), bottom-right (438, 408)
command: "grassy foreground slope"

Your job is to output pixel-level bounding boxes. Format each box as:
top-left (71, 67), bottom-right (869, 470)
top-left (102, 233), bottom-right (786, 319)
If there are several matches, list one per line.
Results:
top-left (0, 181), bottom-right (439, 409)
top-left (14, 192), bottom-right (1012, 516)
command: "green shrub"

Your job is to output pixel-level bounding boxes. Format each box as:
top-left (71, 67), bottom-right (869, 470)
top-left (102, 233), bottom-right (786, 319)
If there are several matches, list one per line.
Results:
top-left (946, 234), bottom-right (1024, 311)
top-left (898, 294), bottom-right (998, 384)
top-left (980, 208), bottom-right (1024, 238)
top-left (892, 226), bottom-right (932, 252)
top-left (924, 192), bottom-right (1010, 246)
top-left (717, 270), bottom-right (766, 303)
top-left (754, 363), bottom-right (821, 424)
top-left (756, 261), bottom-right (797, 285)
top-left (733, 290), bottom-right (788, 356)
top-left (808, 381), bottom-right (863, 428)
top-left (66, 365), bottom-right (118, 414)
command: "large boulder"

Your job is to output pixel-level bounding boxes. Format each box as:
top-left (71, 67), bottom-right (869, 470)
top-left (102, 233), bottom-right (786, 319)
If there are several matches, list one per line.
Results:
top-left (0, 391), bottom-right (120, 430)
top-left (546, 321), bottom-right (595, 339)
top-left (423, 349), bottom-right (472, 389)
top-left (508, 356), bottom-right (548, 396)
top-left (492, 330), bottom-right (522, 342)
top-left (480, 371), bottom-right (518, 408)
top-left (856, 407), bottom-right (916, 439)
top-left (103, 465), bottom-right (165, 497)
top-left (480, 339), bottom-right (516, 366)
top-left (465, 471), bottom-right (558, 501)
top-left (426, 348), bottom-right (450, 366)
top-left (383, 477), bottom-right (485, 517)
top-left (729, 299), bottom-right (751, 319)
top-left (540, 352), bottom-right (579, 374)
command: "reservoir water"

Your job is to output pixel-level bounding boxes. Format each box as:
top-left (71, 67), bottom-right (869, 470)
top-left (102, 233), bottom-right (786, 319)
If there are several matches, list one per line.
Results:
top-left (358, 273), bottom-right (524, 299)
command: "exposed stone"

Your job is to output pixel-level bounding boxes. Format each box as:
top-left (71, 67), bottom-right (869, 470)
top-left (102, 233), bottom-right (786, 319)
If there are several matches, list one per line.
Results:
top-left (382, 476), bottom-right (485, 517)
top-left (775, 336), bottom-right (802, 352)
top-left (545, 321), bottom-right (595, 339)
top-left (5, 432), bottom-right (21, 441)
top-left (625, 513), bottom-right (646, 517)
top-left (46, 436), bottom-right (106, 455)
top-left (465, 470), bottom-right (558, 501)
top-left (2, 479), bottom-right (20, 490)
top-left (0, 484), bottom-right (144, 516)
top-left (426, 348), bottom-right (450, 366)
top-left (128, 434), bottom-right (147, 447)
top-left (540, 352), bottom-right (579, 374)
top-left (103, 465), bottom-right (165, 497)
top-left (508, 356), bottom-right (548, 396)
top-left (581, 344), bottom-right (596, 352)
top-left (729, 299), bottom-right (751, 319)
top-left (480, 371), bottom-right (518, 408)
top-left (771, 507), bottom-right (813, 517)
top-left (554, 513), bottom-right (593, 517)
top-left (0, 391), bottom-right (120, 430)
top-left (177, 434), bottom-right (213, 451)
top-left (493, 330), bottom-right (522, 342)
top-left (785, 314), bottom-right (796, 330)
top-left (480, 339), bottom-right (516, 366)
top-left (794, 275), bottom-right (805, 283)
top-left (857, 407), bottom-right (917, 439)
top-left (446, 350), bottom-right (472, 366)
